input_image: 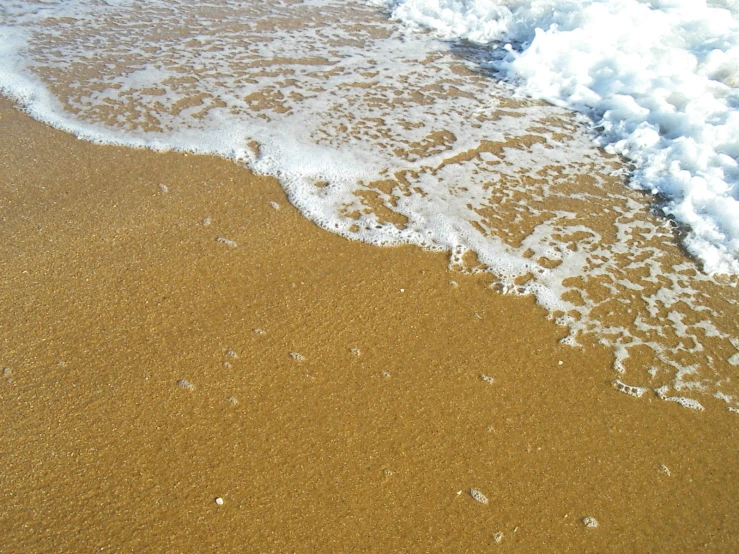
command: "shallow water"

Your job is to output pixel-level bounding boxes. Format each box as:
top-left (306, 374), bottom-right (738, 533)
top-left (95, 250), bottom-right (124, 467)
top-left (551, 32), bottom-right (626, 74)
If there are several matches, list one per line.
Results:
top-left (0, 0), bottom-right (737, 413)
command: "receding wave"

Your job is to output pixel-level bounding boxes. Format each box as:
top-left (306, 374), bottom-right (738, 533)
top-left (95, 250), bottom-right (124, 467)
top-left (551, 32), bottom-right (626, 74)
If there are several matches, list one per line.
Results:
top-left (380, 0), bottom-right (739, 276)
top-left (0, 0), bottom-right (737, 413)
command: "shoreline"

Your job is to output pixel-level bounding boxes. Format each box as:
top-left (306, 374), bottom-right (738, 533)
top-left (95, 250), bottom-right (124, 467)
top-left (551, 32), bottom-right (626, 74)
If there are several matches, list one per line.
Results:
top-left (1, 97), bottom-right (737, 551)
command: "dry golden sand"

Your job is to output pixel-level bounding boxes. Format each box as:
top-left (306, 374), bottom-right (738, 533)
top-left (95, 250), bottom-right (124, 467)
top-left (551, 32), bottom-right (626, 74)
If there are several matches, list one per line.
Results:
top-left (0, 97), bottom-right (737, 552)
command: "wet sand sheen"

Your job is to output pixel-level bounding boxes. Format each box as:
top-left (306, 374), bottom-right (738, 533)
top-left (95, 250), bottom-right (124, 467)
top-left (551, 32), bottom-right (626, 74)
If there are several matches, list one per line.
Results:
top-left (0, 98), bottom-right (737, 552)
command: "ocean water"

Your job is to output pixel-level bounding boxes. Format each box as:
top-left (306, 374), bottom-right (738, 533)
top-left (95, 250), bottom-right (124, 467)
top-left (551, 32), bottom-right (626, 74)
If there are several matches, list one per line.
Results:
top-left (0, 0), bottom-right (737, 413)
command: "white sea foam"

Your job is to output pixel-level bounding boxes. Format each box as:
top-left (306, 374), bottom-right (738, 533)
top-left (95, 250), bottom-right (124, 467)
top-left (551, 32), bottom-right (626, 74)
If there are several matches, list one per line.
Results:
top-left (0, 0), bottom-right (737, 412)
top-left (656, 386), bottom-right (706, 410)
top-left (613, 380), bottom-right (647, 398)
top-left (380, 0), bottom-right (739, 275)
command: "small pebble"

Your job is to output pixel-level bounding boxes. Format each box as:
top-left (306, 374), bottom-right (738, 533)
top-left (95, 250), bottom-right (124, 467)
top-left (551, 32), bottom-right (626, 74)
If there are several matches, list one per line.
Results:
top-left (254, 328), bottom-right (266, 335)
top-left (217, 237), bottom-right (238, 247)
top-left (470, 488), bottom-right (488, 505)
top-left (177, 379), bottom-right (195, 391)
top-left (158, 183), bottom-right (169, 193)
top-left (583, 516), bottom-right (598, 528)
top-left (269, 201), bottom-right (280, 210)
top-left (290, 352), bottom-right (306, 361)
top-left (215, 497), bottom-right (224, 505)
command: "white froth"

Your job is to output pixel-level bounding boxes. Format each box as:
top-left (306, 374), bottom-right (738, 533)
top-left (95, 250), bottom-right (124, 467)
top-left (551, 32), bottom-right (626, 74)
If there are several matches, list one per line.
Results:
top-left (383, 0), bottom-right (739, 275)
top-left (613, 380), bottom-right (647, 398)
top-left (656, 386), bottom-right (706, 410)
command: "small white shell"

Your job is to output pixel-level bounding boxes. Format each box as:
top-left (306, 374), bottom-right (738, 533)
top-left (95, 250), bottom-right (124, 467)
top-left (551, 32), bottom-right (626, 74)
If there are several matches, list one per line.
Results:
top-left (216, 237), bottom-right (237, 247)
top-left (470, 488), bottom-right (488, 504)
top-left (177, 379), bottom-right (195, 391)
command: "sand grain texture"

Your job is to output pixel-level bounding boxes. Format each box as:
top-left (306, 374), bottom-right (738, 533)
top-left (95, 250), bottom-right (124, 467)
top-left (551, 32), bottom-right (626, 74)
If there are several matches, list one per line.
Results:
top-left (0, 98), bottom-right (737, 552)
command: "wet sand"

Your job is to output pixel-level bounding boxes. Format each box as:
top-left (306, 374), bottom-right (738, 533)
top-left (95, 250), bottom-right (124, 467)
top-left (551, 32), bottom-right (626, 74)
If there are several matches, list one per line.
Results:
top-left (0, 97), bottom-right (737, 552)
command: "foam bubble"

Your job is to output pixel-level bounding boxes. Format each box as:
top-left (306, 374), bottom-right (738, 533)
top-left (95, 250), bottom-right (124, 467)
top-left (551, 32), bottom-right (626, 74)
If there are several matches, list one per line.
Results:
top-left (656, 386), bottom-right (705, 411)
top-left (613, 380), bottom-right (647, 398)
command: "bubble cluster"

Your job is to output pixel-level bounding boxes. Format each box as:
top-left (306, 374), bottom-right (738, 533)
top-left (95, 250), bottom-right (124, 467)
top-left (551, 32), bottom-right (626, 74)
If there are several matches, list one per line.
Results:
top-left (613, 380), bottom-right (647, 399)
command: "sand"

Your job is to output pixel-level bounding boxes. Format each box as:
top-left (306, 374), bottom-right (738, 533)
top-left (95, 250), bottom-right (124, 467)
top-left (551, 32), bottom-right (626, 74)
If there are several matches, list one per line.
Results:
top-left (0, 97), bottom-right (737, 552)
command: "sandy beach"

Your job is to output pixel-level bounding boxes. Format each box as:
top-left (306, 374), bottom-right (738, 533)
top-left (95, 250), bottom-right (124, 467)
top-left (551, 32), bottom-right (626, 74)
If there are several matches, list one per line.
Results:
top-left (1, 96), bottom-right (737, 552)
